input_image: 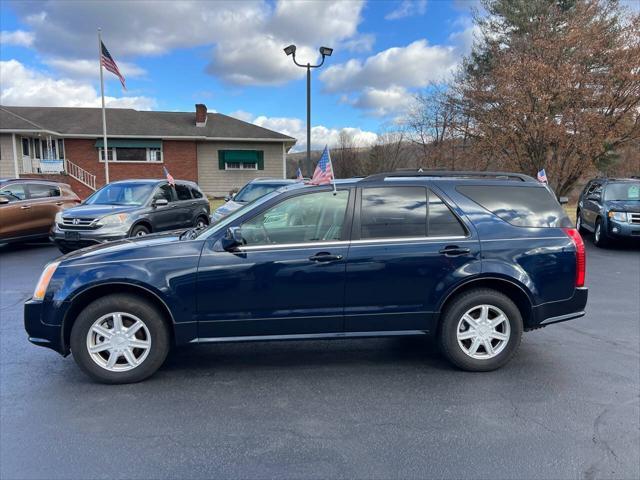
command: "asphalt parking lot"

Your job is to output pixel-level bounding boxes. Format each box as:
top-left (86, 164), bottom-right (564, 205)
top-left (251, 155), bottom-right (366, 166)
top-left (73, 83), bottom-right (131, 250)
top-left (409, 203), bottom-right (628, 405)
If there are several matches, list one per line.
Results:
top-left (1, 239), bottom-right (638, 480)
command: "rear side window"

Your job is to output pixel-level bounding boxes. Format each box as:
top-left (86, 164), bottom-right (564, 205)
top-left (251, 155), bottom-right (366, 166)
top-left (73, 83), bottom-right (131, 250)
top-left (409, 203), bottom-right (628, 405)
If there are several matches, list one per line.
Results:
top-left (458, 185), bottom-right (571, 228)
top-left (175, 184), bottom-right (192, 200)
top-left (360, 187), bottom-right (466, 239)
top-left (28, 183), bottom-right (60, 198)
top-left (190, 187), bottom-right (203, 199)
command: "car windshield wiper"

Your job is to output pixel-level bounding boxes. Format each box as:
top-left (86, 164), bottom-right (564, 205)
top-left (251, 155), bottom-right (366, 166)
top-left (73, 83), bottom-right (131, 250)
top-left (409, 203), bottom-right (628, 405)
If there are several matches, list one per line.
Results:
top-left (179, 228), bottom-right (199, 240)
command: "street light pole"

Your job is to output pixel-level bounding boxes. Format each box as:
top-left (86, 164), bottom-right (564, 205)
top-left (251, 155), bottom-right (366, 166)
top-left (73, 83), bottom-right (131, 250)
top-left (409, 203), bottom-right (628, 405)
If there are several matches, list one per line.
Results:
top-left (284, 45), bottom-right (333, 176)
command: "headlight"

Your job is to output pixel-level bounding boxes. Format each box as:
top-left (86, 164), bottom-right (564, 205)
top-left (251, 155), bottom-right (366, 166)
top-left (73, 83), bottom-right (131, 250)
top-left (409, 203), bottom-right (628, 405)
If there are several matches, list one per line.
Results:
top-left (99, 213), bottom-right (129, 226)
top-left (55, 211), bottom-right (64, 224)
top-left (608, 211), bottom-right (627, 222)
top-left (33, 262), bottom-right (60, 301)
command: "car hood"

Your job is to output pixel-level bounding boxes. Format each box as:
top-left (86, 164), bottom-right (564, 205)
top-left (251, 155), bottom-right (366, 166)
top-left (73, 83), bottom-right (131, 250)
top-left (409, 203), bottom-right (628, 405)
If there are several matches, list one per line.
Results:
top-left (60, 204), bottom-right (141, 218)
top-left (59, 230), bottom-right (186, 262)
top-left (213, 200), bottom-right (244, 217)
top-left (606, 200), bottom-right (640, 213)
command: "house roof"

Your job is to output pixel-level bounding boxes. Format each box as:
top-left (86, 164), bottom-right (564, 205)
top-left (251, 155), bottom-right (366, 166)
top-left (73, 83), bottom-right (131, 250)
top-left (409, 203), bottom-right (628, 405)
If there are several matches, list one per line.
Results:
top-left (0, 105), bottom-right (296, 143)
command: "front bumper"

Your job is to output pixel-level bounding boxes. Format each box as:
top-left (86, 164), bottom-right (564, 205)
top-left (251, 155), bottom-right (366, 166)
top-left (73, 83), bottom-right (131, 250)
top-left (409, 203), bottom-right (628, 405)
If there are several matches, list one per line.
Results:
top-left (24, 299), bottom-right (66, 355)
top-left (607, 219), bottom-right (640, 239)
top-left (530, 287), bottom-right (588, 328)
top-left (50, 224), bottom-right (130, 250)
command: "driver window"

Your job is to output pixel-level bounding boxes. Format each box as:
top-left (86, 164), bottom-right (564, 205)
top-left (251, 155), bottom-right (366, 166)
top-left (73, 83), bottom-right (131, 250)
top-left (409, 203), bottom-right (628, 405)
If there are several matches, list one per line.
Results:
top-left (0, 184), bottom-right (27, 201)
top-left (241, 190), bottom-right (349, 246)
top-left (153, 184), bottom-right (174, 202)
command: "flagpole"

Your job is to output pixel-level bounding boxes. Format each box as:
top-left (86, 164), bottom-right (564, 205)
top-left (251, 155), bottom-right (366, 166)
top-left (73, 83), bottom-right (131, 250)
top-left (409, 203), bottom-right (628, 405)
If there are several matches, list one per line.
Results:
top-left (98, 28), bottom-right (110, 185)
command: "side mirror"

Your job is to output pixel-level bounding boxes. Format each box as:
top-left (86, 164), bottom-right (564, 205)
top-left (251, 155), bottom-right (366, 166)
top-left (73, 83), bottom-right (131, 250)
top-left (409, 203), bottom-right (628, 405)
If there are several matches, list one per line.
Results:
top-left (0, 195), bottom-right (9, 205)
top-left (224, 195), bottom-right (231, 202)
top-left (558, 196), bottom-right (569, 205)
top-left (154, 198), bottom-right (169, 208)
top-left (221, 227), bottom-right (244, 251)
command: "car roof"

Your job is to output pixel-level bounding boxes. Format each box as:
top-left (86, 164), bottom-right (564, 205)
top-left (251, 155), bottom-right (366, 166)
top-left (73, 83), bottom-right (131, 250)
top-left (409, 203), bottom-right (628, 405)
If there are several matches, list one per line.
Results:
top-left (248, 178), bottom-right (298, 185)
top-left (108, 179), bottom-right (197, 186)
top-left (0, 178), bottom-right (68, 186)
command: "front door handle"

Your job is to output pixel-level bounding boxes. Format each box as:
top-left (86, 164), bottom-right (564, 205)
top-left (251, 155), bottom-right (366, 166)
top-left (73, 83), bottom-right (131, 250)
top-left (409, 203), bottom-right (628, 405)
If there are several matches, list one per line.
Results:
top-left (309, 252), bottom-right (343, 262)
top-left (438, 245), bottom-right (471, 256)
top-left (20, 204), bottom-right (31, 210)
top-left (55, 202), bottom-right (64, 206)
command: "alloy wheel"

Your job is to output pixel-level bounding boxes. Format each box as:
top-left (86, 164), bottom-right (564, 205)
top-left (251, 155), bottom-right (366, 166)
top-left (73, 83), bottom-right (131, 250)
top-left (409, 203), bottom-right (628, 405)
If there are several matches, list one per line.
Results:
top-left (456, 304), bottom-right (511, 360)
top-left (595, 223), bottom-right (601, 243)
top-left (86, 312), bottom-right (152, 372)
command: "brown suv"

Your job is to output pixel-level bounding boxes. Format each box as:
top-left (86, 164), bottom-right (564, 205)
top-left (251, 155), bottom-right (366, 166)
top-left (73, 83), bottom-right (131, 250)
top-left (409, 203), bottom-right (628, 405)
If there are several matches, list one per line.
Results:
top-left (0, 178), bottom-right (80, 244)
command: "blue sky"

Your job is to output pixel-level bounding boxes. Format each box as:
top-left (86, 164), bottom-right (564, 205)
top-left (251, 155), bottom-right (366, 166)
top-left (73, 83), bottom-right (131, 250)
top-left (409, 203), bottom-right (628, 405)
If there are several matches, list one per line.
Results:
top-left (2, 0), bottom-right (635, 150)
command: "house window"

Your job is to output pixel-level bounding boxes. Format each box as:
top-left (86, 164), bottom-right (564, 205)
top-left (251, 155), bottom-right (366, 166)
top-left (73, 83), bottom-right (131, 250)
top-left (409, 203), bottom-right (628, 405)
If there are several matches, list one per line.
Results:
top-left (21, 138), bottom-right (29, 156)
top-left (225, 161), bottom-right (257, 170)
top-left (98, 146), bottom-right (163, 162)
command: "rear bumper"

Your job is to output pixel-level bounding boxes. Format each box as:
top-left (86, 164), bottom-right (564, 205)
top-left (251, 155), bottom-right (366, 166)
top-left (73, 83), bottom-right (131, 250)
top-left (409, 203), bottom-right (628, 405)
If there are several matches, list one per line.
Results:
top-left (530, 287), bottom-right (588, 327)
top-left (24, 299), bottom-right (66, 355)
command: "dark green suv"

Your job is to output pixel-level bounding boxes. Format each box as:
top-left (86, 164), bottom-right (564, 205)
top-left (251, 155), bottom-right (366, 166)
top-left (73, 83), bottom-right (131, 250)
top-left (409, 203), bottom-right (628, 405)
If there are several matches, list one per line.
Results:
top-left (576, 177), bottom-right (640, 247)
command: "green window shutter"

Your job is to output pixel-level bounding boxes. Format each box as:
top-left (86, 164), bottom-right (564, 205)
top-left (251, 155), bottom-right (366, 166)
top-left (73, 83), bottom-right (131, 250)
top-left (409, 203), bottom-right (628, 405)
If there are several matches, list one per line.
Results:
top-left (257, 151), bottom-right (264, 170)
top-left (218, 151), bottom-right (226, 170)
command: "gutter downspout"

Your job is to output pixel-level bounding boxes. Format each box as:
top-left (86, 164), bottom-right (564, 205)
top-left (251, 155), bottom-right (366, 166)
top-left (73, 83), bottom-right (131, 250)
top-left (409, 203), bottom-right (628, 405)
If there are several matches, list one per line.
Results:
top-left (11, 133), bottom-right (19, 177)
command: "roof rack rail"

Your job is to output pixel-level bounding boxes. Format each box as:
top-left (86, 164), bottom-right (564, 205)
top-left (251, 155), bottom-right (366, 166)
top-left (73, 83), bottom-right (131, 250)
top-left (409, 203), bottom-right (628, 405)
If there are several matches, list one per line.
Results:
top-left (361, 170), bottom-right (536, 182)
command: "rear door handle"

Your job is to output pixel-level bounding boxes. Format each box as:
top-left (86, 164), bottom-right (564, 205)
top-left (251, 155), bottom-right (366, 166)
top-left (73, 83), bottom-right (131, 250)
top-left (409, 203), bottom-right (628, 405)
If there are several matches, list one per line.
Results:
top-left (438, 245), bottom-right (471, 256)
top-left (309, 252), bottom-right (343, 262)
top-left (55, 202), bottom-right (64, 206)
top-left (20, 205), bottom-right (31, 210)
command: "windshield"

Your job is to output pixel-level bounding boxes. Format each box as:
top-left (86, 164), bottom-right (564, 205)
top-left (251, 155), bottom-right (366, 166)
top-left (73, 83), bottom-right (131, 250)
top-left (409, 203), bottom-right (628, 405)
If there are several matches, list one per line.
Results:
top-left (234, 183), bottom-right (286, 203)
top-left (604, 182), bottom-right (640, 201)
top-left (84, 183), bottom-right (155, 206)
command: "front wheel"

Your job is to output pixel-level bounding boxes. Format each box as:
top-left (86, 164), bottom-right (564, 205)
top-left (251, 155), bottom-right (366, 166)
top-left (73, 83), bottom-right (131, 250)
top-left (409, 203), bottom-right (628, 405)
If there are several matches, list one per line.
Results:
top-left (576, 211), bottom-right (587, 234)
top-left (593, 218), bottom-right (608, 248)
top-left (130, 224), bottom-right (150, 238)
top-left (438, 289), bottom-right (523, 371)
top-left (70, 293), bottom-right (170, 384)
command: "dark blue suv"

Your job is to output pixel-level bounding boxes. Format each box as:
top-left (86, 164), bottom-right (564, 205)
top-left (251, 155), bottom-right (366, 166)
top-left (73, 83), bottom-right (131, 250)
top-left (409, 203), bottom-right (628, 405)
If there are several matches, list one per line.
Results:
top-left (25, 171), bottom-right (588, 383)
top-left (576, 177), bottom-right (640, 247)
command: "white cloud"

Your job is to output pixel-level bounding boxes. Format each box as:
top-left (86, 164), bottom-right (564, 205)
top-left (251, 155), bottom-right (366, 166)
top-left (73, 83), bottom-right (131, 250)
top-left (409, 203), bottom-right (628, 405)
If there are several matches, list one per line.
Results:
top-left (342, 33), bottom-right (375, 53)
top-left (230, 112), bottom-right (377, 151)
top-left (10, 0), bottom-right (369, 87)
top-left (351, 86), bottom-right (415, 117)
top-left (0, 60), bottom-right (155, 110)
top-left (44, 58), bottom-right (146, 80)
top-left (0, 29), bottom-right (34, 47)
top-left (320, 39), bottom-right (458, 93)
top-left (385, 0), bottom-right (428, 20)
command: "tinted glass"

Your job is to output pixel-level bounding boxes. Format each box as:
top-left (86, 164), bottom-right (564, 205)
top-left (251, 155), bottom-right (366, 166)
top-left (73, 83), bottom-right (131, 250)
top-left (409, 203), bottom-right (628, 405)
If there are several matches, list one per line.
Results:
top-left (85, 183), bottom-right (155, 206)
top-left (116, 148), bottom-right (147, 161)
top-left (458, 185), bottom-right (571, 228)
top-left (428, 191), bottom-right (465, 236)
top-left (190, 187), bottom-right (203, 199)
top-left (241, 190), bottom-right (349, 246)
top-left (361, 187), bottom-right (427, 239)
top-left (0, 183), bottom-right (27, 201)
top-left (235, 183), bottom-right (287, 203)
top-left (604, 182), bottom-right (640, 201)
top-left (28, 184), bottom-right (60, 198)
top-left (154, 184), bottom-right (174, 202)
top-left (175, 184), bottom-right (192, 200)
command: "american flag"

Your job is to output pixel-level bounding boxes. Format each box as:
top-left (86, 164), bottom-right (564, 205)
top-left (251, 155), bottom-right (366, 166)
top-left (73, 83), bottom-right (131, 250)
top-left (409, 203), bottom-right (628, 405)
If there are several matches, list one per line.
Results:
top-left (309, 145), bottom-right (334, 185)
top-left (537, 168), bottom-right (548, 183)
top-left (296, 167), bottom-right (304, 181)
top-left (163, 166), bottom-right (175, 186)
top-left (101, 41), bottom-right (126, 90)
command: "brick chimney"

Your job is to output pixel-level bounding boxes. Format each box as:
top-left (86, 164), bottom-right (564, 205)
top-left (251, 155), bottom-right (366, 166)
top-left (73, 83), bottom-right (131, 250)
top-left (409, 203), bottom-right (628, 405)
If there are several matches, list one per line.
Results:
top-left (195, 104), bottom-right (207, 127)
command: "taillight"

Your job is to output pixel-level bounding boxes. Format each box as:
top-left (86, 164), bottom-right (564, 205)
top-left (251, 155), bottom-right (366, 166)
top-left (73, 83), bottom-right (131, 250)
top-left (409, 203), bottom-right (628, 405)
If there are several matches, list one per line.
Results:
top-left (563, 228), bottom-right (585, 287)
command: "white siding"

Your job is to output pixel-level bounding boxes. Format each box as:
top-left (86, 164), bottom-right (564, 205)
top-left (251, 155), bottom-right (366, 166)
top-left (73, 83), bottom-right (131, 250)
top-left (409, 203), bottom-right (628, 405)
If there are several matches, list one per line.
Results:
top-left (197, 141), bottom-right (286, 197)
top-left (0, 134), bottom-right (17, 177)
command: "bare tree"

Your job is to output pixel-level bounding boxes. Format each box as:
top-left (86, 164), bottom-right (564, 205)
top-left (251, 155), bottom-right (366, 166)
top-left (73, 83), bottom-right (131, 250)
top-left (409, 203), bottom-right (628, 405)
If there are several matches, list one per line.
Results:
top-left (366, 129), bottom-right (409, 174)
top-left (332, 130), bottom-right (361, 178)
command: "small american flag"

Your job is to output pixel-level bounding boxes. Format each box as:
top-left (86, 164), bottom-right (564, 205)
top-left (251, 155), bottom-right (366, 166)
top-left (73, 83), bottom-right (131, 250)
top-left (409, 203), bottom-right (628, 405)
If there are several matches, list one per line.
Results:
top-left (537, 168), bottom-right (548, 183)
top-left (163, 166), bottom-right (175, 186)
top-left (101, 41), bottom-right (126, 90)
top-left (296, 167), bottom-right (303, 181)
top-left (309, 145), bottom-right (334, 185)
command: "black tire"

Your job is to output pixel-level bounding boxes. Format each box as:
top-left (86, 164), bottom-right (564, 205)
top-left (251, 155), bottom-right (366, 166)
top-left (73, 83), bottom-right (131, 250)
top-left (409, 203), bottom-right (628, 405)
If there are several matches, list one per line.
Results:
top-left (70, 293), bottom-right (170, 384)
top-left (438, 288), bottom-right (523, 372)
top-left (576, 210), bottom-right (587, 234)
top-left (593, 218), bottom-right (608, 248)
top-left (194, 215), bottom-right (209, 229)
top-left (130, 224), bottom-right (150, 238)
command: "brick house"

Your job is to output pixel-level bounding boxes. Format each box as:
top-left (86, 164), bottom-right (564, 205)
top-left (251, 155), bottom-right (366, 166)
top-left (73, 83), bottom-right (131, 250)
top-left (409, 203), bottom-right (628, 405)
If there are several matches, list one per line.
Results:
top-left (0, 104), bottom-right (296, 198)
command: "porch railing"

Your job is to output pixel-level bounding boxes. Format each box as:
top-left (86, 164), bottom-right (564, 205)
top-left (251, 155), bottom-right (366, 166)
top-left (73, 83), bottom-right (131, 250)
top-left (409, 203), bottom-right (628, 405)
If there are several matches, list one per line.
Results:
top-left (64, 159), bottom-right (97, 191)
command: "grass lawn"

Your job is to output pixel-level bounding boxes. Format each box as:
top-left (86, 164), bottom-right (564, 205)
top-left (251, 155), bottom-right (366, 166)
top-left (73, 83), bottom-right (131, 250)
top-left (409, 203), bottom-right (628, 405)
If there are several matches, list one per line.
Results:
top-left (565, 204), bottom-right (577, 224)
top-left (209, 199), bottom-right (225, 211)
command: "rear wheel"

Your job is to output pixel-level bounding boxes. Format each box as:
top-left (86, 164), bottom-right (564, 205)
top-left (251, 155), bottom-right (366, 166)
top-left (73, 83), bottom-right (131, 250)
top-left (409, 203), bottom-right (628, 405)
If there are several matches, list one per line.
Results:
top-left (438, 289), bottom-right (523, 371)
top-left (194, 215), bottom-right (209, 229)
top-left (593, 218), bottom-right (608, 247)
top-left (70, 293), bottom-right (170, 384)
top-left (130, 224), bottom-right (150, 238)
